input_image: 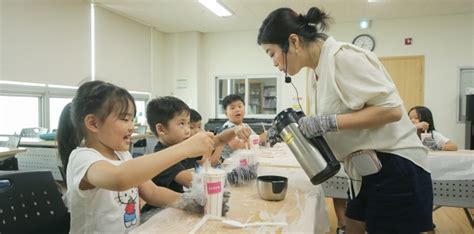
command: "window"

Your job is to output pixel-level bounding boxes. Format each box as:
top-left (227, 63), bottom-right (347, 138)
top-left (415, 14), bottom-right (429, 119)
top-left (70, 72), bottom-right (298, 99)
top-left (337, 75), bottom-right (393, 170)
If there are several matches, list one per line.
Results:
top-left (216, 75), bottom-right (278, 118)
top-left (49, 97), bottom-right (73, 131)
top-left (0, 81), bottom-right (151, 134)
top-left (0, 95), bottom-right (40, 134)
top-left (458, 67), bottom-right (474, 122)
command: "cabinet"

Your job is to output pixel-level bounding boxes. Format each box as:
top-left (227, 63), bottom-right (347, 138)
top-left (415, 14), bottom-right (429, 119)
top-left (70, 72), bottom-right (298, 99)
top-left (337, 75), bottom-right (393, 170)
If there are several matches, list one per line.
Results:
top-left (263, 86), bottom-right (277, 114)
top-left (216, 76), bottom-right (278, 117)
top-left (248, 82), bottom-right (263, 114)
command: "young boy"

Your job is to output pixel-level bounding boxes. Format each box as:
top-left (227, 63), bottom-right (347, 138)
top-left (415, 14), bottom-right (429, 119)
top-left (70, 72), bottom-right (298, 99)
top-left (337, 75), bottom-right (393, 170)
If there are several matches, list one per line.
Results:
top-left (143, 97), bottom-right (250, 209)
top-left (216, 94), bottom-right (267, 160)
top-left (189, 108), bottom-right (223, 167)
top-left (189, 109), bottom-right (203, 136)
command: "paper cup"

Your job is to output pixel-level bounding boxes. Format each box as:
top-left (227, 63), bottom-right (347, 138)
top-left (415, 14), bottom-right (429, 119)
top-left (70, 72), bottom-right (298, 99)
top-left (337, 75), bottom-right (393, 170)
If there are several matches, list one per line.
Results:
top-left (249, 135), bottom-right (260, 149)
top-left (202, 168), bottom-right (226, 217)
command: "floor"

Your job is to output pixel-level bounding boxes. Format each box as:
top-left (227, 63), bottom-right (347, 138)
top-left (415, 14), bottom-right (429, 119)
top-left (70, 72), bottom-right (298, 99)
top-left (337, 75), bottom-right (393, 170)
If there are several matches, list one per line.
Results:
top-left (325, 198), bottom-right (473, 234)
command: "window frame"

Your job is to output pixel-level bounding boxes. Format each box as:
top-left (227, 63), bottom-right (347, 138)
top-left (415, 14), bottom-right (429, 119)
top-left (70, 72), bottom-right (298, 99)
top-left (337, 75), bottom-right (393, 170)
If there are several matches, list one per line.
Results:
top-left (457, 66), bottom-right (474, 122)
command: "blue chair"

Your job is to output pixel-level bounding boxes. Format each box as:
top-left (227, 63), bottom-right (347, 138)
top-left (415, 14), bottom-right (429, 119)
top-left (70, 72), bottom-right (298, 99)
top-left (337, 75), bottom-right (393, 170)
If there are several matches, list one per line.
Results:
top-left (0, 170), bottom-right (70, 233)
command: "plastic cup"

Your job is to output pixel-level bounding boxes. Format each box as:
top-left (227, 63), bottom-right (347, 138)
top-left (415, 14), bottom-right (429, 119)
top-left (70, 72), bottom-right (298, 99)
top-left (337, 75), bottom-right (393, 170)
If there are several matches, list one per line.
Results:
top-left (249, 135), bottom-right (260, 149)
top-left (239, 152), bottom-right (249, 166)
top-left (420, 132), bottom-right (430, 142)
top-left (202, 168), bottom-right (226, 217)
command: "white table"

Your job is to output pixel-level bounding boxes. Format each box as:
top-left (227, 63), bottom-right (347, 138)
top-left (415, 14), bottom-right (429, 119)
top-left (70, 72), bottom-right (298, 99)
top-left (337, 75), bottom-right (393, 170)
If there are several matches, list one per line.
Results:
top-left (132, 145), bottom-right (330, 234)
top-left (19, 137), bottom-right (57, 148)
top-left (320, 149), bottom-right (474, 228)
top-left (18, 133), bottom-right (148, 149)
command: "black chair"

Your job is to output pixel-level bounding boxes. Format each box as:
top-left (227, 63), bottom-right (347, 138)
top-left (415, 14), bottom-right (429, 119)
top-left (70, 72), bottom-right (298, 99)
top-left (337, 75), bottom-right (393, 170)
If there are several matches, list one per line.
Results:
top-left (132, 125), bottom-right (147, 157)
top-left (0, 170), bottom-right (70, 233)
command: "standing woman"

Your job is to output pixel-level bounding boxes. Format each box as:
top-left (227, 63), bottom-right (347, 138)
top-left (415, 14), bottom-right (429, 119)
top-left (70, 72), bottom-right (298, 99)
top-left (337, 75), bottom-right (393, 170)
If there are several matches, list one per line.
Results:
top-left (259, 7), bottom-right (433, 234)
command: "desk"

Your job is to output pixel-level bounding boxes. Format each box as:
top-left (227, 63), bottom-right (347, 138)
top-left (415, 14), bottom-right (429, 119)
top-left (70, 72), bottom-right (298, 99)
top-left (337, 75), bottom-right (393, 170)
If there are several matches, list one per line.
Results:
top-left (19, 137), bottom-right (57, 148)
top-left (0, 147), bottom-right (27, 161)
top-left (19, 133), bottom-right (148, 149)
top-left (17, 134), bottom-right (148, 180)
top-left (132, 146), bottom-right (329, 234)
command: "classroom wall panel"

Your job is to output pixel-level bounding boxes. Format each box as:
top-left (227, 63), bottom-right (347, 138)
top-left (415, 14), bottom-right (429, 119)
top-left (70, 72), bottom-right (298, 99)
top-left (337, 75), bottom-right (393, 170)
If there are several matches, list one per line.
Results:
top-left (94, 6), bottom-right (151, 92)
top-left (1, 0), bottom-right (90, 86)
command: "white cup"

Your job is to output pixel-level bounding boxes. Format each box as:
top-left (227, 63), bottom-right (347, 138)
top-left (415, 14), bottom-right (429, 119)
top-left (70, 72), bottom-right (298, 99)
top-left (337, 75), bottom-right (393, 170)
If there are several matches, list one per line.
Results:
top-left (202, 168), bottom-right (226, 217)
top-left (249, 135), bottom-right (260, 149)
top-left (420, 132), bottom-right (430, 142)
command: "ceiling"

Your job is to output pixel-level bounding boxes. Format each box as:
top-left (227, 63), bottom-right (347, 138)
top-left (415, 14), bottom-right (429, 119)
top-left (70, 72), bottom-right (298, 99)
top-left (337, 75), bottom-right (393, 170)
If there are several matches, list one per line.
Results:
top-left (94, 0), bottom-right (474, 33)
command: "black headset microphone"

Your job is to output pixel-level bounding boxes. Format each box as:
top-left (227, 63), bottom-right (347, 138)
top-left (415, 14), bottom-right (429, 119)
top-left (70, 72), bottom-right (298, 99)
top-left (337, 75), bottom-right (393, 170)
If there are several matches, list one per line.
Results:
top-left (282, 43), bottom-right (292, 83)
top-left (282, 42), bottom-right (303, 111)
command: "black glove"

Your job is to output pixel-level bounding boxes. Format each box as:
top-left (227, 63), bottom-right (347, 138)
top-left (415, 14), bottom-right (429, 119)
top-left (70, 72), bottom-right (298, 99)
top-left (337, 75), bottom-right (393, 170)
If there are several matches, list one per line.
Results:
top-left (226, 163), bottom-right (258, 185)
top-left (267, 125), bottom-right (282, 147)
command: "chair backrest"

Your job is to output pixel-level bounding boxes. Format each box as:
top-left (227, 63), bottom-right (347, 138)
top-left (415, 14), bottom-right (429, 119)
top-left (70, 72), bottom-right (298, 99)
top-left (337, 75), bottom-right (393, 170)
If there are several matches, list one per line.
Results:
top-left (20, 127), bottom-right (48, 138)
top-left (0, 170), bottom-right (69, 233)
top-left (0, 134), bottom-right (21, 148)
top-left (133, 125), bottom-right (148, 148)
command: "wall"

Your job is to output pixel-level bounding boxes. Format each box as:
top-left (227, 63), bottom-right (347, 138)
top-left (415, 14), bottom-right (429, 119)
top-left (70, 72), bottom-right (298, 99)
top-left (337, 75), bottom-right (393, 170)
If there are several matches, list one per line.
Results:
top-left (1, 0), bottom-right (90, 86)
top-left (95, 6), bottom-right (152, 92)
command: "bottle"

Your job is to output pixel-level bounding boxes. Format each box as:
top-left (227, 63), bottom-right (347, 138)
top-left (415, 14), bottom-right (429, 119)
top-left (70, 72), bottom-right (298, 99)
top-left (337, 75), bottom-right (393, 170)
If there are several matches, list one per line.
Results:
top-left (273, 108), bottom-right (340, 185)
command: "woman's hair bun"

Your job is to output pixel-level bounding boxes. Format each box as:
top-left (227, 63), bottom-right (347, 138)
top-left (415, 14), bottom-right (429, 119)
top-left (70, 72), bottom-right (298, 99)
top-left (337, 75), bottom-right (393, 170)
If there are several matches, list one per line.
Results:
top-left (305, 7), bottom-right (330, 31)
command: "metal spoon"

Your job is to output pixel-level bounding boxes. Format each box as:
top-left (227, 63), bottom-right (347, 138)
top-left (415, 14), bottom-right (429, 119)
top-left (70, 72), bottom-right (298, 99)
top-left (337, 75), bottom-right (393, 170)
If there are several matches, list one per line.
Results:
top-left (222, 219), bottom-right (287, 228)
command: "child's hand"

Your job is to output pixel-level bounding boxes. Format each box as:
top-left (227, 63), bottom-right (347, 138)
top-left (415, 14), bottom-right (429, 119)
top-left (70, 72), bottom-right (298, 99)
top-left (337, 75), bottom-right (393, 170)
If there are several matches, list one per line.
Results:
top-left (415, 121), bottom-right (429, 131)
top-left (233, 126), bottom-right (251, 141)
top-left (185, 132), bottom-right (215, 158)
top-left (267, 126), bottom-right (283, 147)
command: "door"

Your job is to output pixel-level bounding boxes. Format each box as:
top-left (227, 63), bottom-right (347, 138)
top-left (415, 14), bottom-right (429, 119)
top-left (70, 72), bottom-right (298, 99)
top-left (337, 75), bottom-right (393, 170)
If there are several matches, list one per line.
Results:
top-left (380, 56), bottom-right (424, 110)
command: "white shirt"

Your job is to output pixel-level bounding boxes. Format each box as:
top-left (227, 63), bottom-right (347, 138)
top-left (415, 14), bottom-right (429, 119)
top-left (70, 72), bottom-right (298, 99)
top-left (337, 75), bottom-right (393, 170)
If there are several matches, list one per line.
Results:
top-left (65, 148), bottom-right (140, 234)
top-left (424, 130), bottom-right (451, 150)
top-left (314, 37), bottom-right (429, 195)
top-left (220, 121), bottom-right (256, 159)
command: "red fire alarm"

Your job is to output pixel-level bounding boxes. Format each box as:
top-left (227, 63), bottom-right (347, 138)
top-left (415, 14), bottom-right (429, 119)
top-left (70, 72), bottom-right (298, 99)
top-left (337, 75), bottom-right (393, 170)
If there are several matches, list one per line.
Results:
top-left (405, 38), bottom-right (412, 45)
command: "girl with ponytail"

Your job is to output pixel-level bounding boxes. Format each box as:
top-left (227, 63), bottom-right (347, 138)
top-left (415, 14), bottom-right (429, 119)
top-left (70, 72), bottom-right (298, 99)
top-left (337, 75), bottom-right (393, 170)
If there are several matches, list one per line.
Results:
top-left (57, 80), bottom-right (217, 233)
top-left (259, 7), bottom-right (433, 234)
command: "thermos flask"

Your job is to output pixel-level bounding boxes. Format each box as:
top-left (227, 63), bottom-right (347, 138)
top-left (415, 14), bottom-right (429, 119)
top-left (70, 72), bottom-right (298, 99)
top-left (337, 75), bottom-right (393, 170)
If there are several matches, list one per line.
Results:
top-left (274, 108), bottom-right (340, 185)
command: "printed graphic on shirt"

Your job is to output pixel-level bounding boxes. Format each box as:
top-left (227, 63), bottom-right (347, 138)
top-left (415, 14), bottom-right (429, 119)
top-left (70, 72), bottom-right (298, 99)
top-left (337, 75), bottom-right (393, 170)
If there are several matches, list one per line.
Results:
top-left (115, 189), bottom-right (139, 228)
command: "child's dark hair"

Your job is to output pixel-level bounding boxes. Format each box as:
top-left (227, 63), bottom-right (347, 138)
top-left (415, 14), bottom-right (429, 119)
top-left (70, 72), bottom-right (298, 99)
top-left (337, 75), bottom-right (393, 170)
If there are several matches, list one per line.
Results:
top-left (257, 7), bottom-right (331, 49)
top-left (408, 106), bottom-right (436, 132)
top-left (57, 80), bottom-right (136, 174)
top-left (146, 96), bottom-right (190, 136)
top-left (222, 94), bottom-right (245, 110)
top-left (190, 109), bottom-right (202, 123)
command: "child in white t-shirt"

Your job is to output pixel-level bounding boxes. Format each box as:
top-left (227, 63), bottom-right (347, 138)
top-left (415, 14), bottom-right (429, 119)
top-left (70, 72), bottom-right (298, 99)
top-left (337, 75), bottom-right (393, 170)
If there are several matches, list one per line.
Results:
top-left (214, 94), bottom-right (267, 161)
top-left (57, 81), bottom-right (216, 233)
top-left (408, 106), bottom-right (458, 151)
